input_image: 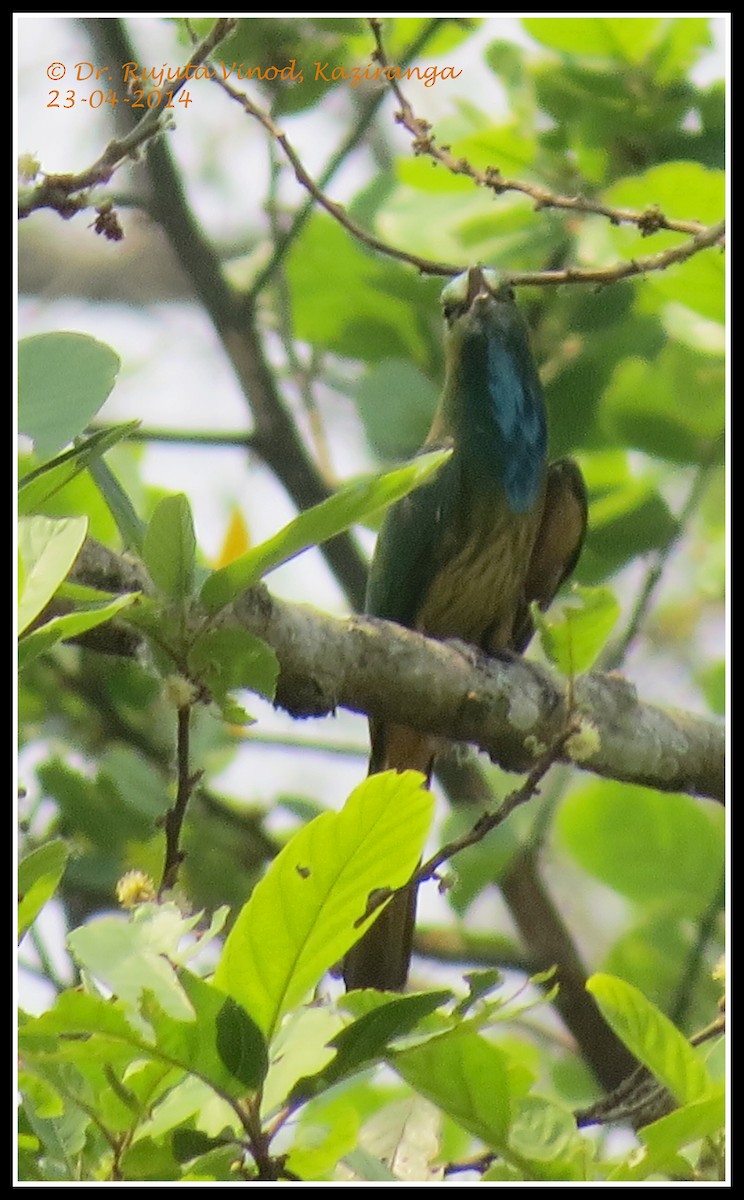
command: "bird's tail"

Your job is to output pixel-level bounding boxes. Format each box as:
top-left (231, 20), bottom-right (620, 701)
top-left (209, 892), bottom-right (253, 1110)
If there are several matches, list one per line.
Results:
top-left (342, 722), bottom-right (435, 992)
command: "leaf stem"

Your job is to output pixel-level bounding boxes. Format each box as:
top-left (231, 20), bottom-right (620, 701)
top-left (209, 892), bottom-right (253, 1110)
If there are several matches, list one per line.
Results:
top-left (159, 704), bottom-right (201, 894)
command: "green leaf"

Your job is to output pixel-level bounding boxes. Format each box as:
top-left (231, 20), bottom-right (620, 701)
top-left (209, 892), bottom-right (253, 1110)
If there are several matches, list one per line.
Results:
top-left (143, 494), bottom-right (197, 601)
top-left (286, 1094), bottom-right (361, 1180)
top-left (602, 164), bottom-right (724, 323)
top-left (508, 1095), bottom-right (576, 1160)
top-left (18, 421), bottom-right (141, 515)
top-left (579, 487), bottom-right (678, 585)
top-left (18, 592), bottom-right (138, 668)
top-left (355, 360), bottom-right (438, 460)
top-left (286, 216), bottom-right (428, 363)
top-left (146, 973), bottom-right (268, 1095)
top-left (652, 18), bottom-right (712, 82)
top-left (67, 909), bottom-right (198, 1023)
top-left (172, 1128), bottom-right (232, 1165)
top-left (201, 451), bottom-right (450, 613)
top-left (66, 905), bottom-right (226, 1021)
top-left (533, 584), bottom-right (620, 674)
top-left (261, 1006), bottom-right (345, 1116)
top-left (17, 1071), bottom-right (64, 1120)
top-left (20, 988), bottom-right (150, 1044)
top-left (557, 781), bottom-right (724, 915)
top-left (189, 627), bottom-right (279, 703)
top-left (133, 1073), bottom-right (240, 1143)
top-left (292, 990), bottom-right (452, 1101)
top-left (18, 840), bottom-right (69, 941)
top-left (22, 1081), bottom-right (90, 1167)
top-left (98, 745), bottom-right (173, 824)
top-left (607, 1089), bottom-right (724, 1180)
top-left (118, 1136), bottom-right (181, 1181)
top-left (523, 16), bottom-right (663, 62)
top-left (18, 333), bottom-right (121, 458)
top-left (698, 660), bottom-right (725, 715)
top-left (215, 996), bottom-right (270, 1090)
top-left (586, 973), bottom-right (714, 1105)
top-left (214, 770), bottom-right (434, 1037)
top-left (21, 973), bottom-right (267, 1099)
top-left (390, 1027), bottom-right (514, 1155)
top-left (18, 515), bottom-right (88, 634)
top-left (602, 344), bottom-right (724, 464)
top-left (632, 1088), bottom-right (725, 1170)
top-left (88, 454), bottom-right (147, 554)
top-left (604, 914), bottom-right (712, 1022)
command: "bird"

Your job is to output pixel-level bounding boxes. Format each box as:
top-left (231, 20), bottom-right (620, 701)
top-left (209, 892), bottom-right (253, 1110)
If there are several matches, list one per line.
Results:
top-left (343, 265), bottom-right (587, 992)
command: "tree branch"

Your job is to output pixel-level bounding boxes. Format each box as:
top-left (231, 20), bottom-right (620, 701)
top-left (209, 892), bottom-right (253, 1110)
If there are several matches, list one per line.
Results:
top-left (368, 18), bottom-right (723, 241)
top-left (18, 18), bottom-right (238, 220)
top-left (70, 539), bottom-right (725, 804)
top-left (209, 39), bottom-right (724, 289)
top-left (81, 17), bottom-right (368, 611)
top-left (245, 17), bottom-right (450, 300)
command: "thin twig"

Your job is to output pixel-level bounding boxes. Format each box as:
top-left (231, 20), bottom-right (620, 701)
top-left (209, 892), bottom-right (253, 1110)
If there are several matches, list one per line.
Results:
top-left (506, 224), bottom-right (725, 286)
top-left (355, 723), bottom-right (576, 927)
top-left (443, 1152), bottom-right (497, 1178)
top-left (211, 72), bottom-right (454, 277)
top-left (214, 64), bottom-right (725, 289)
top-left (670, 870), bottom-right (725, 1028)
top-left (159, 704), bottom-right (201, 893)
top-left (90, 423), bottom-right (256, 448)
top-left (246, 18), bottom-right (448, 301)
top-left (368, 18), bottom-right (723, 241)
top-left (18, 19), bottom-right (238, 220)
top-left (416, 725), bottom-right (577, 888)
top-left (86, 18), bottom-right (368, 610)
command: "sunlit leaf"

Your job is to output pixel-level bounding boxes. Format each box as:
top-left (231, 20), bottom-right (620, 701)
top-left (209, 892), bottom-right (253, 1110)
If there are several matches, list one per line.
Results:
top-left (18, 421), bottom-right (140, 515)
top-left (19, 592), bottom-right (138, 668)
top-left (390, 1027), bottom-right (513, 1154)
top-left (201, 451), bottom-right (450, 612)
top-left (586, 973), bottom-right (714, 1105)
top-left (18, 840), bottom-right (69, 941)
top-left (18, 515), bottom-right (88, 634)
top-left (142, 494), bottom-right (197, 601)
top-left (558, 781), bottom-right (724, 915)
top-left (533, 584), bottom-right (620, 674)
top-left (214, 771), bottom-right (434, 1037)
top-left (523, 17), bottom-right (663, 63)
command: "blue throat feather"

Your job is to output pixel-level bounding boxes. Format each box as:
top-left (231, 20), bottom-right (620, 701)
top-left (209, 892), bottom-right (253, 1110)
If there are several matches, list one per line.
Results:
top-left (440, 272), bottom-right (547, 514)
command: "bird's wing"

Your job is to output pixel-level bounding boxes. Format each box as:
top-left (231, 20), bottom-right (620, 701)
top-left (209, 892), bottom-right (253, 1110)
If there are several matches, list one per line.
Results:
top-left (512, 457), bottom-right (588, 652)
top-left (365, 447), bottom-right (458, 628)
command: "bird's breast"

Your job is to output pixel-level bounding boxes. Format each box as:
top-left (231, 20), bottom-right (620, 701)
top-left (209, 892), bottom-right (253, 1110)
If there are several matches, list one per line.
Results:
top-left (415, 492), bottom-right (543, 652)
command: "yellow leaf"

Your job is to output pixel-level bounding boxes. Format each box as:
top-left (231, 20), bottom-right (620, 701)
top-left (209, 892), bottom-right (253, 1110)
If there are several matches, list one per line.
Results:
top-left (214, 508), bottom-right (251, 568)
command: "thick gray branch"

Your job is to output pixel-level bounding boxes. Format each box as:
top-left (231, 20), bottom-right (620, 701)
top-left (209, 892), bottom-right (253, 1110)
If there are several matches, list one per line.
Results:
top-left (72, 540), bottom-right (725, 803)
top-left (231, 587), bottom-right (724, 804)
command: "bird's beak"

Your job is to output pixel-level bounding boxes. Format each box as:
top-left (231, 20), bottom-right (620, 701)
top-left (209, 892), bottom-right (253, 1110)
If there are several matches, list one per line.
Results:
top-left (464, 266), bottom-right (494, 310)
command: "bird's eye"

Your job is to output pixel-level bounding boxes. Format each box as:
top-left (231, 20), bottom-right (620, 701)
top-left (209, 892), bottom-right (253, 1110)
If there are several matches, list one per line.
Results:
top-left (442, 302), bottom-right (465, 324)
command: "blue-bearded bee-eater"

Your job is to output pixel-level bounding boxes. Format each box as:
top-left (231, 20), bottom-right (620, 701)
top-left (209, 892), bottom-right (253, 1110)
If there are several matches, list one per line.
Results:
top-left (343, 266), bottom-right (587, 992)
